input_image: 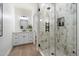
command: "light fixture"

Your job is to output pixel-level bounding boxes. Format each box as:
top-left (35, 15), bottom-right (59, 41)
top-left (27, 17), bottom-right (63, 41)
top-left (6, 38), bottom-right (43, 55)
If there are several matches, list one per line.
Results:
top-left (20, 16), bottom-right (29, 20)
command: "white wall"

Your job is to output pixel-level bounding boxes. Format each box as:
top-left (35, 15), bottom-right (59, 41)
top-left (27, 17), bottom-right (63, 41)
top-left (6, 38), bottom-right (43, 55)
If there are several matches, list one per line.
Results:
top-left (32, 4), bottom-right (40, 47)
top-left (0, 3), bottom-right (15, 56)
top-left (32, 4), bottom-right (38, 34)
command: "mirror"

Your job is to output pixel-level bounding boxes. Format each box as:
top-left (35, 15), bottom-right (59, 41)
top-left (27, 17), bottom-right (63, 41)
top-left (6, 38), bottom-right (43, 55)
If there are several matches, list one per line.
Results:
top-left (0, 3), bottom-right (3, 37)
top-left (20, 16), bottom-right (28, 31)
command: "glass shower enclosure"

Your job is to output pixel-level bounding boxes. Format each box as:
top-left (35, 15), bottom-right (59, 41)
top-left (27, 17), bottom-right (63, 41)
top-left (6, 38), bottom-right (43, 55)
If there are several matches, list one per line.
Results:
top-left (38, 3), bottom-right (77, 56)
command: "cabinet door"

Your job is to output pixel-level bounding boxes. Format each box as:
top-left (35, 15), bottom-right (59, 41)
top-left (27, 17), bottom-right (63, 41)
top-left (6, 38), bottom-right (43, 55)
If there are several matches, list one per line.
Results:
top-left (29, 32), bottom-right (33, 40)
top-left (13, 33), bottom-right (19, 45)
top-left (23, 33), bottom-right (29, 44)
top-left (13, 33), bottom-right (24, 45)
top-left (28, 32), bottom-right (33, 42)
top-left (18, 35), bottom-right (24, 45)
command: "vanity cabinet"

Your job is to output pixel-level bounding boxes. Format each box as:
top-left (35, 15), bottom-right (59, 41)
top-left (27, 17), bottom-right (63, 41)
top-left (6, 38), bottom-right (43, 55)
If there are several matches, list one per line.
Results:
top-left (12, 32), bottom-right (34, 46)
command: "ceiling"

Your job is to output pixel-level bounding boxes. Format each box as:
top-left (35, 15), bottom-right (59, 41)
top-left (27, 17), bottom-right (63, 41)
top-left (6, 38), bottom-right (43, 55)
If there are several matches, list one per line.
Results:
top-left (14, 3), bottom-right (37, 11)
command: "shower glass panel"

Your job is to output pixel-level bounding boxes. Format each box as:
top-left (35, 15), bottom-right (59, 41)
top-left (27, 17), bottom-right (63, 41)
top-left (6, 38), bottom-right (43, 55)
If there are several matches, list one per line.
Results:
top-left (49, 4), bottom-right (55, 56)
top-left (55, 3), bottom-right (77, 56)
top-left (38, 3), bottom-right (77, 56)
top-left (38, 3), bottom-right (51, 55)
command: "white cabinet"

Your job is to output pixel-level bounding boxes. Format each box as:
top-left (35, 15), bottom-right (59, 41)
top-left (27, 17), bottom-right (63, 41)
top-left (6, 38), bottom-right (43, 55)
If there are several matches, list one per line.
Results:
top-left (13, 32), bottom-right (34, 46)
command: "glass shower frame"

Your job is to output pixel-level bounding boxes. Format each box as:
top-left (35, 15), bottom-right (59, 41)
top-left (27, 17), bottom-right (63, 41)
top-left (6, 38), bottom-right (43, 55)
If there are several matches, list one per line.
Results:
top-left (38, 3), bottom-right (77, 56)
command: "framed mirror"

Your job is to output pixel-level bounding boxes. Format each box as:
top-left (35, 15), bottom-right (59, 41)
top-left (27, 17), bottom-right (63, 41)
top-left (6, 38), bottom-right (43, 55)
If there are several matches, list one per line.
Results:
top-left (0, 3), bottom-right (3, 37)
top-left (20, 16), bottom-right (29, 31)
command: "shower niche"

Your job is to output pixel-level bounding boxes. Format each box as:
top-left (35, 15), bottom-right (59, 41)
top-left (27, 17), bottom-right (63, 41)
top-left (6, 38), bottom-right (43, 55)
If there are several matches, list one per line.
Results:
top-left (38, 3), bottom-right (77, 56)
top-left (57, 17), bottom-right (65, 27)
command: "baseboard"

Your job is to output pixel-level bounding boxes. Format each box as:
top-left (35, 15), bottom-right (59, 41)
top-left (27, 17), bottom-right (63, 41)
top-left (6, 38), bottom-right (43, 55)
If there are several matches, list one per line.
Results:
top-left (13, 42), bottom-right (33, 47)
top-left (5, 46), bottom-right (12, 56)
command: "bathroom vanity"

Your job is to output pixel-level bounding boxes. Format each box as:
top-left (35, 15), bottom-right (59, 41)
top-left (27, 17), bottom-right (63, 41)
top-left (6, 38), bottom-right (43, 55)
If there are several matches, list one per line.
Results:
top-left (12, 32), bottom-right (34, 46)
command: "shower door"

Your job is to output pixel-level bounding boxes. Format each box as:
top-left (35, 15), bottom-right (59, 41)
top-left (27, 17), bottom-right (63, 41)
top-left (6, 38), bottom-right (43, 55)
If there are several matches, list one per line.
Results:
top-left (38, 3), bottom-right (56, 56)
top-left (55, 3), bottom-right (77, 56)
top-left (38, 3), bottom-right (50, 56)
